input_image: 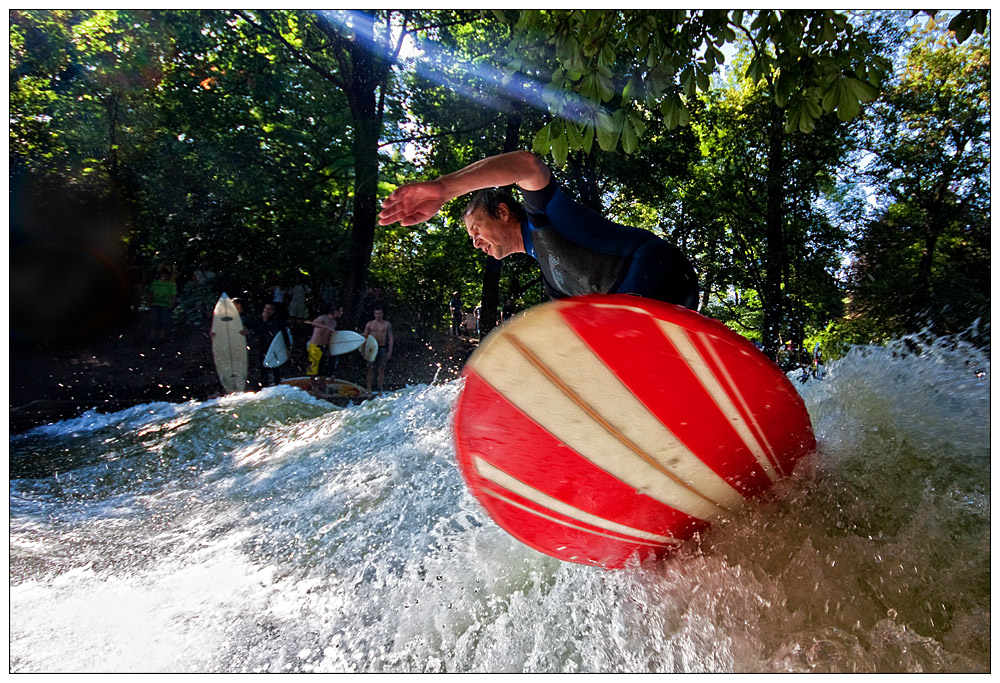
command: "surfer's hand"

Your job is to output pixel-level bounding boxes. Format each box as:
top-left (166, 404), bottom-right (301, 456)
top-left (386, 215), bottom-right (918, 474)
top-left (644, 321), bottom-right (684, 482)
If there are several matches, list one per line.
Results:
top-left (379, 181), bottom-right (448, 226)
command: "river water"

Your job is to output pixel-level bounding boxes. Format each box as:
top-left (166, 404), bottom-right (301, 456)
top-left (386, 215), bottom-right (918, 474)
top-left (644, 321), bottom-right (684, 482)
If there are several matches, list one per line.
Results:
top-left (9, 331), bottom-right (990, 673)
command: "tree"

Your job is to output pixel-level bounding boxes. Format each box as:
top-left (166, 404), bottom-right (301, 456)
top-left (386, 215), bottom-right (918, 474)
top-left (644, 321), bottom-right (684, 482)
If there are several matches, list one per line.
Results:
top-left (848, 25), bottom-right (990, 337)
top-left (683, 73), bottom-right (853, 350)
top-left (236, 9), bottom-right (412, 324)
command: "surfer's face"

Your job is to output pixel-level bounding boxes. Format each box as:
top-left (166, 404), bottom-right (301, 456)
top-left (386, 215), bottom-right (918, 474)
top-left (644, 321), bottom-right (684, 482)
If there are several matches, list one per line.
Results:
top-left (464, 205), bottom-right (524, 260)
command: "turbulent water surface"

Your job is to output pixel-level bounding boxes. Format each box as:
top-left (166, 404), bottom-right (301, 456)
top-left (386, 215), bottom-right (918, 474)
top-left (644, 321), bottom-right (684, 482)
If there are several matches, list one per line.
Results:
top-left (9, 332), bottom-right (990, 673)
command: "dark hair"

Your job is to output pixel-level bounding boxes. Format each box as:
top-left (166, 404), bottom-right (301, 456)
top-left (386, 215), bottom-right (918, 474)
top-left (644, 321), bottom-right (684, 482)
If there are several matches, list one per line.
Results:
top-left (463, 188), bottom-right (526, 223)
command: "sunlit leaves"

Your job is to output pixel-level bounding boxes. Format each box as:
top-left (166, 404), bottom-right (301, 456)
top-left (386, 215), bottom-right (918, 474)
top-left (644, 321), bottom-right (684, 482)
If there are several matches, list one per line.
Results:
top-left (660, 94), bottom-right (689, 129)
top-left (509, 9), bottom-right (988, 161)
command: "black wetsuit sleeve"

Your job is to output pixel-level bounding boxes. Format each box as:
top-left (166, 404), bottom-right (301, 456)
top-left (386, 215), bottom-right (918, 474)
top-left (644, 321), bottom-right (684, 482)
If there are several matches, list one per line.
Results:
top-left (519, 180), bottom-right (558, 220)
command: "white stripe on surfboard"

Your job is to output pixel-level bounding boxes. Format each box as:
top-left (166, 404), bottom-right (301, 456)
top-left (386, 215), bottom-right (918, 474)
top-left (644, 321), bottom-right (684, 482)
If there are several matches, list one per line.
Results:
top-left (587, 300), bottom-right (783, 482)
top-left (654, 320), bottom-right (782, 481)
top-left (474, 457), bottom-right (676, 547)
top-left (469, 305), bottom-right (744, 521)
top-left (694, 329), bottom-right (785, 477)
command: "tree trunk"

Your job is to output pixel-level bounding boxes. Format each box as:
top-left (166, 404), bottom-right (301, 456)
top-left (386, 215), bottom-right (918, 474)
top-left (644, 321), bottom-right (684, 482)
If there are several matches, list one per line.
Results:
top-left (760, 104), bottom-right (787, 360)
top-left (478, 107), bottom-right (523, 337)
top-left (908, 221), bottom-right (939, 332)
top-left (342, 11), bottom-right (382, 327)
top-left (569, 151), bottom-right (602, 211)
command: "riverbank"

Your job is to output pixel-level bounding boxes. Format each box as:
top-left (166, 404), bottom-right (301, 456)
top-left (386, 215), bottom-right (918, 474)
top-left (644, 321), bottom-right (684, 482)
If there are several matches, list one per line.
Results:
top-left (10, 310), bottom-right (477, 434)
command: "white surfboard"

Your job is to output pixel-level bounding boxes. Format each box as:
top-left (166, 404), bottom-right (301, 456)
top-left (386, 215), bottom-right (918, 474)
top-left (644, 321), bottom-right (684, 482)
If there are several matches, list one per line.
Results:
top-left (361, 334), bottom-right (378, 363)
top-left (329, 330), bottom-right (365, 356)
top-left (211, 293), bottom-right (248, 393)
top-left (263, 328), bottom-right (291, 368)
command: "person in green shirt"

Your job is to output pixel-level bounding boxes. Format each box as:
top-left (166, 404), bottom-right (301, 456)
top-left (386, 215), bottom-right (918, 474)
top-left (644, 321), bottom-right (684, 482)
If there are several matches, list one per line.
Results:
top-left (148, 266), bottom-right (177, 342)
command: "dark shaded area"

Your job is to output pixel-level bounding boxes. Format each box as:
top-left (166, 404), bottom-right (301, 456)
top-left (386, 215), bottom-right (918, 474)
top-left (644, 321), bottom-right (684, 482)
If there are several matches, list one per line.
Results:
top-left (9, 310), bottom-right (477, 434)
top-left (10, 170), bottom-right (134, 342)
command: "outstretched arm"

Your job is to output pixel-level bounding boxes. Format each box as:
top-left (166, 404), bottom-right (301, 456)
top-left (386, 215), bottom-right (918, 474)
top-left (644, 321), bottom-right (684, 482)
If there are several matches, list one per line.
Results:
top-left (378, 151), bottom-right (552, 226)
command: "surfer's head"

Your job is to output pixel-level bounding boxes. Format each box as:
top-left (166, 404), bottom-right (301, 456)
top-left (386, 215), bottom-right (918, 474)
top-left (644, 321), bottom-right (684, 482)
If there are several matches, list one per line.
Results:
top-left (463, 189), bottom-right (526, 260)
top-left (464, 189), bottom-right (526, 225)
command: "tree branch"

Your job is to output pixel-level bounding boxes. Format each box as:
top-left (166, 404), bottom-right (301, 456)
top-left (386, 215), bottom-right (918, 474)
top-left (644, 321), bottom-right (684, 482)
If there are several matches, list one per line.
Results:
top-left (235, 10), bottom-right (348, 91)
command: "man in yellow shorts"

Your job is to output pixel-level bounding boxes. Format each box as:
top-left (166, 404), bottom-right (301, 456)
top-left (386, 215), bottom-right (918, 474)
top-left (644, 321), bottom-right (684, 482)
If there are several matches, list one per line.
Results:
top-left (306, 303), bottom-right (343, 376)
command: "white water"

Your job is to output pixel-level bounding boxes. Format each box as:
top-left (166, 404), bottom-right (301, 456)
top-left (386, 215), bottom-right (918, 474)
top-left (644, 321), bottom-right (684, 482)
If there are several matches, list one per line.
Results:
top-left (9, 333), bottom-right (990, 672)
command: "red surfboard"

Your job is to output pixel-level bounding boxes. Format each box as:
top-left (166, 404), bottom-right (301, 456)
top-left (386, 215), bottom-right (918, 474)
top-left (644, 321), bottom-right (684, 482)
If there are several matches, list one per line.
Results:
top-left (452, 295), bottom-right (815, 569)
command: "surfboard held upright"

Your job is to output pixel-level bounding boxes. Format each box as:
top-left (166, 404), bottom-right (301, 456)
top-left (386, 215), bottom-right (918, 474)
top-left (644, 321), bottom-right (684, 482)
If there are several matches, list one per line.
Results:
top-left (211, 293), bottom-right (248, 393)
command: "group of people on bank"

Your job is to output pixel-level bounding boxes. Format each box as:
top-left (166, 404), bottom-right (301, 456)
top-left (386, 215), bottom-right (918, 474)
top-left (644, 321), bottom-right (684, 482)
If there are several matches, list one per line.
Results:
top-left (231, 298), bottom-right (393, 395)
top-left (147, 264), bottom-right (395, 395)
top-left (303, 301), bottom-right (393, 395)
top-left (448, 292), bottom-right (518, 338)
top-left (777, 341), bottom-right (827, 381)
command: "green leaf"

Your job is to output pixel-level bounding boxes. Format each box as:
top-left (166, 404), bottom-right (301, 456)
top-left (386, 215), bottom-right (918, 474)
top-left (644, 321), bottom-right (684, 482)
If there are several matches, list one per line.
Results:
top-left (551, 127), bottom-right (569, 166)
top-left (599, 43), bottom-right (616, 68)
top-left (695, 65), bottom-right (710, 93)
top-left (678, 105), bottom-right (690, 126)
top-left (627, 109), bottom-right (646, 138)
top-left (582, 123), bottom-right (595, 154)
top-left (622, 115), bottom-right (637, 153)
top-left (680, 65), bottom-right (695, 97)
top-left (595, 110), bottom-right (620, 152)
top-left (822, 79), bottom-right (842, 113)
top-left (785, 100), bottom-right (817, 134)
top-left (661, 95), bottom-right (688, 129)
top-left (597, 72), bottom-right (615, 102)
top-left (532, 122), bottom-right (551, 156)
top-left (836, 88), bottom-right (861, 121)
top-left (565, 121), bottom-right (582, 150)
top-left (844, 77), bottom-right (878, 103)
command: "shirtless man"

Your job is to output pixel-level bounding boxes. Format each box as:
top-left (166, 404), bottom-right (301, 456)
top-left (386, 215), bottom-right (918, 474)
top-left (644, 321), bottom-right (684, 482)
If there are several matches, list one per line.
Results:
top-left (362, 307), bottom-right (393, 394)
top-left (307, 303), bottom-right (343, 376)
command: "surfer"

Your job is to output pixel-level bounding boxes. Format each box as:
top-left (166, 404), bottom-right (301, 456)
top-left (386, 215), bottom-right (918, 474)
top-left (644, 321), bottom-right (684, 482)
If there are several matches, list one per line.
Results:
top-left (248, 302), bottom-right (291, 387)
top-left (362, 307), bottom-right (393, 394)
top-left (307, 304), bottom-right (344, 377)
top-left (378, 150), bottom-right (698, 308)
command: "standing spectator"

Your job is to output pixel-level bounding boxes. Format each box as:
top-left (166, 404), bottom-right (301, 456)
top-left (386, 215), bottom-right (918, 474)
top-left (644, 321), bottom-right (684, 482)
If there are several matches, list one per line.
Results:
top-left (319, 279), bottom-right (337, 312)
top-left (289, 279), bottom-right (311, 321)
top-left (148, 266), bottom-right (177, 343)
top-left (247, 302), bottom-right (292, 388)
top-left (270, 282), bottom-right (286, 318)
top-left (306, 303), bottom-right (343, 377)
top-left (501, 298), bottom-right (515, 322)
top-left (449, 291), bottom-right (463, 337)
top-left (362, 306), bottom-right (394, 395)
top-left (192, 262), bottom-right (215, 285)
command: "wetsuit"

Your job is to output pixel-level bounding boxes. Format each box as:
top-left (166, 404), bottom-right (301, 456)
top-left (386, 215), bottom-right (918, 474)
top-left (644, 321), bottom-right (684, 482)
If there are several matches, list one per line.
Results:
top-left (520, 181), bottom-right (699, 309)
top-left (249, 317), bottom-right (291, 386)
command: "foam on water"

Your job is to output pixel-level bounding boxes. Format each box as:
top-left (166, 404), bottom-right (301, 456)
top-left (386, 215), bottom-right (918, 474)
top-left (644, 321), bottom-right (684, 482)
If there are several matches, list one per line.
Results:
top-left (9, 333), bottom-right (990, 673)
